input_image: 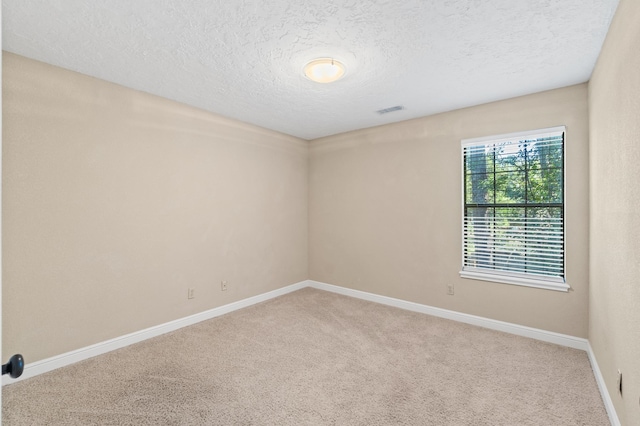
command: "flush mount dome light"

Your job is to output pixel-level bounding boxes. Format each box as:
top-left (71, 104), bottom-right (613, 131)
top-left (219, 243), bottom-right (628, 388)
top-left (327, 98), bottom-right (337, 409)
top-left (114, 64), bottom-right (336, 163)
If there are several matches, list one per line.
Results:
top-left (304, 58), bottom-right (346, 83)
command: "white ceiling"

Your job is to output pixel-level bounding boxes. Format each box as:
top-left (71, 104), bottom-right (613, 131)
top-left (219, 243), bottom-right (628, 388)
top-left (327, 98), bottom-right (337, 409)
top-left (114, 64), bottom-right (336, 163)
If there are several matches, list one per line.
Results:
top-left (2, 0), bottom-right (619, 140)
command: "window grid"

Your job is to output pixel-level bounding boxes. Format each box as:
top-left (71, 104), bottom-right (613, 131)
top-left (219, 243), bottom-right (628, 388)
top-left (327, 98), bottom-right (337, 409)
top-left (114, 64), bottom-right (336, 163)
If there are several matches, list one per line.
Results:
top-left (462, 131), bottom-right (565, 282)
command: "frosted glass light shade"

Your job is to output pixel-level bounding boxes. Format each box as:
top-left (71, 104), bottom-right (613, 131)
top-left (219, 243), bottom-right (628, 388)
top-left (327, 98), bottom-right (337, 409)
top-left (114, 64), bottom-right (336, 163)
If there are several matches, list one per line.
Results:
top-left (304, 58), bottom-right (346, 83)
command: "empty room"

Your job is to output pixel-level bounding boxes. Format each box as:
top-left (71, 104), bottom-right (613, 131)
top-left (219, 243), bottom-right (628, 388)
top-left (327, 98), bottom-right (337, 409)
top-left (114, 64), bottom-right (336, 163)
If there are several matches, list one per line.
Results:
top-left (1, 0), bottom-right (638, 425)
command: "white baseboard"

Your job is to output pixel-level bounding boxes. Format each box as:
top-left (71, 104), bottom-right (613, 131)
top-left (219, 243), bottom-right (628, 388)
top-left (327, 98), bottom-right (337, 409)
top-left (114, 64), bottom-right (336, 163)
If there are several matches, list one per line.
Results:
top-left (308, 280), bottom-right (589, 351)
top-left (7, 276), bottom-right (616, 426)
top-left (3, 280), bottom-right (307, 386)
top-left (587, 342), bottom-right (621, 426)
top-left (310, 281), bottom-right (621, 423)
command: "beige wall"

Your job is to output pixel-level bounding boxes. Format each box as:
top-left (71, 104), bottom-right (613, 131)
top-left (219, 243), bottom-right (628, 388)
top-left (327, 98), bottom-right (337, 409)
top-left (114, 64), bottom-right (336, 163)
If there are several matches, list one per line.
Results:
top-left (2, 52), bottom-right (308, 363)
top-left (589, 0), bottom-right (640, 424)
top-left (310, 84), bottom-right (590, 338)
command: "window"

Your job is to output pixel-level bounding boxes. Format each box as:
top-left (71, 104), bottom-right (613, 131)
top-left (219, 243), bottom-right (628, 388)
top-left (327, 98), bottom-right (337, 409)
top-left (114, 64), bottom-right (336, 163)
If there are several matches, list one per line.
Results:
top-left (460, 127), bottom-right (568, 292)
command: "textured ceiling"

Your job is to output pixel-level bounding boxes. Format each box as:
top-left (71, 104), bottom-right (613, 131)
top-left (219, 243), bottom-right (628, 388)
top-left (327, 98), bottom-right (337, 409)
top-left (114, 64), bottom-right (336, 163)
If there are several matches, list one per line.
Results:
top-left (2, 0), bottom-right (619, 140)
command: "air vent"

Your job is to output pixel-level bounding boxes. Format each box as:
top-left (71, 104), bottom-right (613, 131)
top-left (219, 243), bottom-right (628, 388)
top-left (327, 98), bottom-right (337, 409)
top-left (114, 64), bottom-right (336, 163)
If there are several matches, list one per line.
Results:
top-left (376, 105), bottom-right (405, 115)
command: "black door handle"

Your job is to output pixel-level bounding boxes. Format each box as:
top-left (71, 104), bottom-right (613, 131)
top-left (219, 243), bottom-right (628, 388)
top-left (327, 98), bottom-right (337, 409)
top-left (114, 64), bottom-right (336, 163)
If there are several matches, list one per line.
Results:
top-left (2, 354), bottom-right (24, 379)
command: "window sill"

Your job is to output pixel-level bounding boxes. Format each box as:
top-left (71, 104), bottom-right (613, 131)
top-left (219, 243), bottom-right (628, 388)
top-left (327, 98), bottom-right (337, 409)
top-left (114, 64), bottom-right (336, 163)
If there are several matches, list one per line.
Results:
top-left (459, 270), bottom-right (570, 292)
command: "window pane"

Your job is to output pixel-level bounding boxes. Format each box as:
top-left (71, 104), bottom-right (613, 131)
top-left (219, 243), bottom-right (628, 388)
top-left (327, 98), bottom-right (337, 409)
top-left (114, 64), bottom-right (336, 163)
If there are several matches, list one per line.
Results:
top-left (464, 207), bottom-right (492, 268)
top-left (494, 208), bottom-right (526, 272)
top-left (465, 145), bottom-right (494, 175)
top-left (495, 170), bottom-right (526, 204)
top-left (495, 142), bottom-right (525, 174)
top-left (467, 207), bottom-right (493, 218)
top-left (465, 172), bottom-right (494, 204)
top-left (525, 208), bottom-right (564, 276)
top-left (529, 139), bottom-right (563, 171)
top-left (526, 207), bottom-right (562, 219)
top-left (527, 167), bottom-right (562, 203)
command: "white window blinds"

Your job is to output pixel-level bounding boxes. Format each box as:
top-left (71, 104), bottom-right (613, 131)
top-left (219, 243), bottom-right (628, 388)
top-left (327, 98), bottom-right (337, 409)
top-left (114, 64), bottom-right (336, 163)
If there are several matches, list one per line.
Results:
top-left (460, 127), bottom-right (567, 291)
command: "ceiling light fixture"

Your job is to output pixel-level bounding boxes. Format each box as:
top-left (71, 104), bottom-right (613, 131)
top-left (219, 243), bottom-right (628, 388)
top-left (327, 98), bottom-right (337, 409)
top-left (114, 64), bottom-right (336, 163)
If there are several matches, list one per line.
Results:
top-left (304, 58), bottom-right (346, 83)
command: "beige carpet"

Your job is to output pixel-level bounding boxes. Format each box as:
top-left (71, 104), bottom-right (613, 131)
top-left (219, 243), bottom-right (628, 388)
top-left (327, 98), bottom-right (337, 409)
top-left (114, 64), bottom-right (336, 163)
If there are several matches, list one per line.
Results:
top-left (3, 288), bottom-right (609, 425)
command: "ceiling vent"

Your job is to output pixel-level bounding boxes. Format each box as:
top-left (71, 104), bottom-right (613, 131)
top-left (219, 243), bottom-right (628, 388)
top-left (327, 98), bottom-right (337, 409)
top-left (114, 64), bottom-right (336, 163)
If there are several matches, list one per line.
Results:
top-left (376, 105), bottom-right (405, 115)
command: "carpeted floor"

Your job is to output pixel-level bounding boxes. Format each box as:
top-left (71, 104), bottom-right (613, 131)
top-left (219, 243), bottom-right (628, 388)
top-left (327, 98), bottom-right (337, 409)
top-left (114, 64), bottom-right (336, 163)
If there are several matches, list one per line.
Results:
top-left (3, 288), bottom-right (609, 425)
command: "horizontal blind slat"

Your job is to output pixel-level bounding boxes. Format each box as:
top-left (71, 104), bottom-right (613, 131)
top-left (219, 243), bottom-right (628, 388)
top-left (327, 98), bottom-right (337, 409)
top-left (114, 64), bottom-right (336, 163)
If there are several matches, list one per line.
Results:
top-left (463, 243), bottom-right (564, 255)
top-left (465, 250), bottom-right (564, 262)
top-left (464, 249), bottom-right (565, 262)
top-left (464, 235), bottom-right (564, 245)
top-left (463, 264), bottom-right (564, 276)
top-left (465, 256), bottom-right (564, 269)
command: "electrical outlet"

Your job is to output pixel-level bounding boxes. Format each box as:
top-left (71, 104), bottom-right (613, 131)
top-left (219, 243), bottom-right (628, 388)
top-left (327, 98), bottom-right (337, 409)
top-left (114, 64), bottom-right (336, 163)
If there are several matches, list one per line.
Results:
top-left (221, 280), bottom-right (228, 291)
top-left (447, 284), bottom-right (455, 295)
top-left (617, 369), bottom-right (622, 396)
top-left (188, 288), bottom-right (195, 299)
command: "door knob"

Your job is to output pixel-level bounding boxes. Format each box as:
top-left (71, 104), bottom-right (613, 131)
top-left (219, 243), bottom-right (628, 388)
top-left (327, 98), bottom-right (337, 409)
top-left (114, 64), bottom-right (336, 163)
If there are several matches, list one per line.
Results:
top-left (2, 354), bottom-right (24, 379)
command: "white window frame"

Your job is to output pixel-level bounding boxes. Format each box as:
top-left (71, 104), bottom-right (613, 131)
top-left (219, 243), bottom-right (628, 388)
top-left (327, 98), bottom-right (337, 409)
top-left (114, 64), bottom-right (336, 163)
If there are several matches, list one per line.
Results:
top-left (459, 126), bottom-right (569, 292)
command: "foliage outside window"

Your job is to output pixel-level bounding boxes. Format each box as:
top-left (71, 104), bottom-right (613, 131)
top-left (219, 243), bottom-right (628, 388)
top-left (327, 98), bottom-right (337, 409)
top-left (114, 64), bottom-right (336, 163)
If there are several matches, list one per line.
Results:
top-left (460, 127), bottom-right (568, 291)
